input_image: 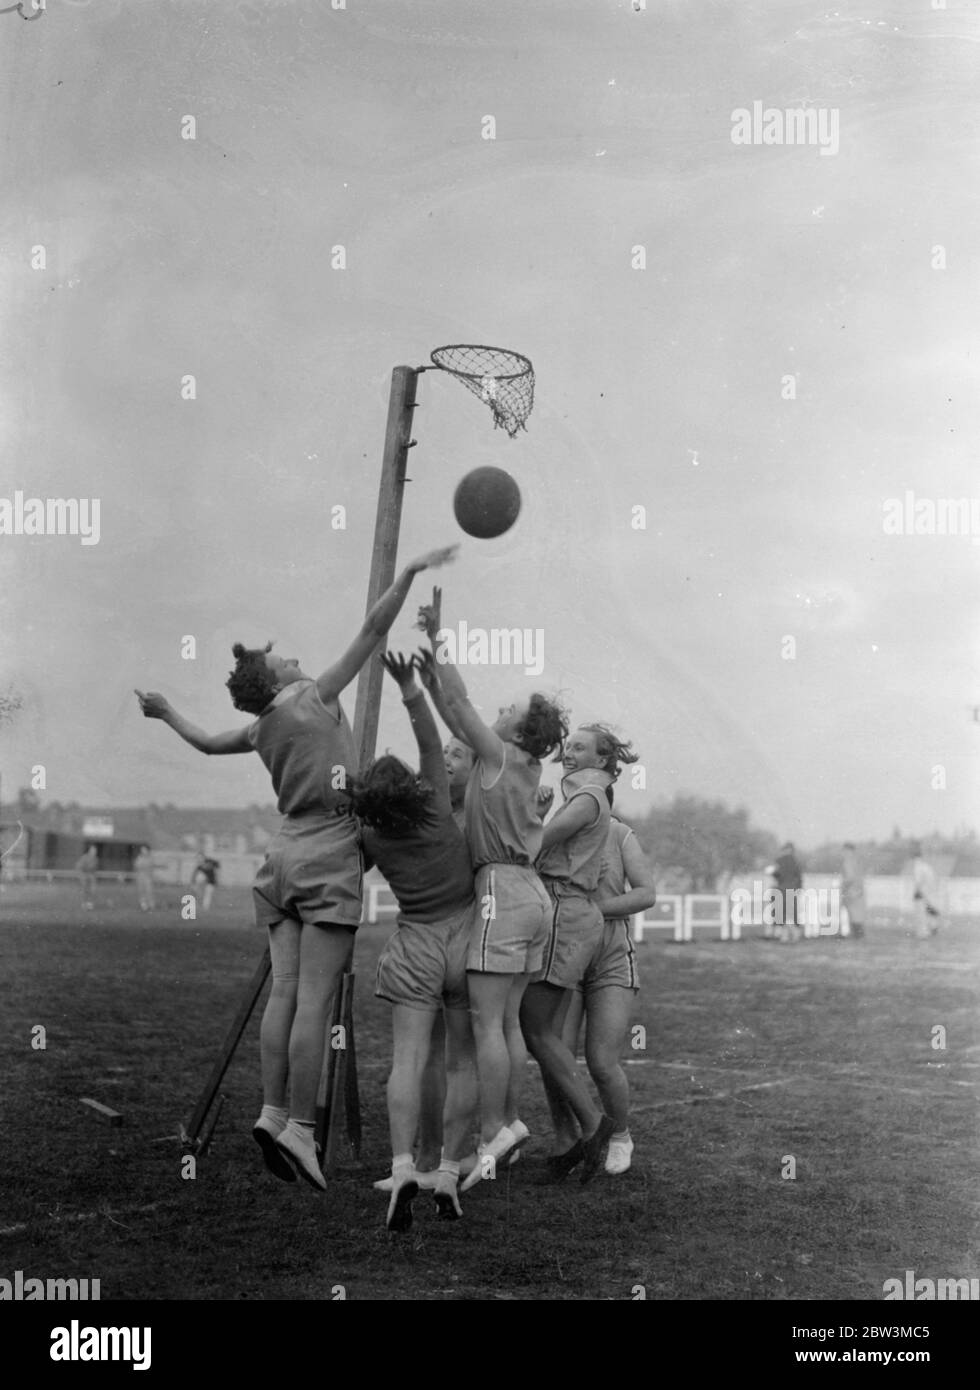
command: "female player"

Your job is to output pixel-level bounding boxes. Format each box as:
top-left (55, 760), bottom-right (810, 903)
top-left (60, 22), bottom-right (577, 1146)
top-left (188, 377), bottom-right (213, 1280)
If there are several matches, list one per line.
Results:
top-left (553, 782), bottom-right (656, 1176)
top-left (371, 701), bottom-right (476, 1194)
top-left (418, 589), bottom-right (567, 1187)
top-left (135, 543), bottom-right (456, 1190)
top-left (520, 725), bottom-right (627, 1182)
top-left (352, 652), bottom-right (477, 1231)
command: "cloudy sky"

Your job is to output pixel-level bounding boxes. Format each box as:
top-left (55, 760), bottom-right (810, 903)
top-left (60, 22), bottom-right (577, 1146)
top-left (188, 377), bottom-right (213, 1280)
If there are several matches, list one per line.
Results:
top-left (1, 0), bottom-right (978, 845)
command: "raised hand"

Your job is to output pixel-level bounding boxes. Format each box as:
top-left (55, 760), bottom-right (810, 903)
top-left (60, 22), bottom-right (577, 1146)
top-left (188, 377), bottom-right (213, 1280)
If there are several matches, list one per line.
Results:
top-left (134, 689), bottom-right (171, 720)
top-left (413, 647), bottom-right (439, 690)
top-left (379, 651), bottom-right (417, 691)
top-left (408, 546), bottom-right (458, 575)
top-left (415, 585), bottom-right (442, 641)
top-left (535, 785), bottom-right (555, 820)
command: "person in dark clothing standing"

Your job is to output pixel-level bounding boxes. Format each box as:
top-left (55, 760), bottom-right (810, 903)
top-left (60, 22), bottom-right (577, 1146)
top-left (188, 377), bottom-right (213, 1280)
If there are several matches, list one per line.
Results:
top-left (773, 841), bottom-right (803, 943)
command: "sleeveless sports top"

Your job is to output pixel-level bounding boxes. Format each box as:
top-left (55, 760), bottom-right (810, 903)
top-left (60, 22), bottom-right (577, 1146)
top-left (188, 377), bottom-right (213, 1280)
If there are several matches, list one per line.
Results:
top-left (464, 740), bottom-right (542, 869)
top-left (536, 773), bottom-right (612, 894)
top-left (596, 819), bottom-right (634, 904)
top-left (248, 679), bottom-right (356, 818)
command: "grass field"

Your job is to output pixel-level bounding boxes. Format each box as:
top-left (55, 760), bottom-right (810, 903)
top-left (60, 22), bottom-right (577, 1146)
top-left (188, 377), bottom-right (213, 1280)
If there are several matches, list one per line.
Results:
top-left (2, 882), bottom-right (978, 1302)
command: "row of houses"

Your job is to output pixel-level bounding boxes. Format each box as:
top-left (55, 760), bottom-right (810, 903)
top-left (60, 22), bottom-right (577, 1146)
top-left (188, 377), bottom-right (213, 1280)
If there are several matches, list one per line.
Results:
top-left (0, 800), bottom-right (283, 881)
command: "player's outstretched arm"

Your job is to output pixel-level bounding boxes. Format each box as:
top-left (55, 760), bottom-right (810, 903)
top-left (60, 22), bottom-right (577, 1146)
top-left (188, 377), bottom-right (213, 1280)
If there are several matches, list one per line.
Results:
top-left (316, 547), bottom-right (457, 704)
top-left (595, 832), bottom-right (657, 919)
top-left (414, 647), bottom-right (470, 745)
top-left (134, 690), bottom-right (252, 756)
top-left (381, 653), bottom-right (452, 815)
top-left (425, 607), bottom-right (504, 774)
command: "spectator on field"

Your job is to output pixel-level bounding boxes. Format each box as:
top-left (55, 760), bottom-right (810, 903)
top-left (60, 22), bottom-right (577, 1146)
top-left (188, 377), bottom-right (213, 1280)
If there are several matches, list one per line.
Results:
top-left (909, 843), bottom-right (941, 939)
top-left (840, 842), bottom-right (865, 940)
top-left (135, 845), bottom-right (156, 912)
top-left (76, 845), bottom-right (98, 911)
top-left (772, 841), bottom-right (803, 943)
top-left (192, 854), bottom-right (220, 911)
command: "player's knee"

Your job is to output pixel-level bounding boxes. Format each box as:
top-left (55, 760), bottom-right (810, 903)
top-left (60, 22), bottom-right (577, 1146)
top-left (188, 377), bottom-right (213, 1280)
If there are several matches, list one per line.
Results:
top-left (586, 1052), bottom-right (622, 1087)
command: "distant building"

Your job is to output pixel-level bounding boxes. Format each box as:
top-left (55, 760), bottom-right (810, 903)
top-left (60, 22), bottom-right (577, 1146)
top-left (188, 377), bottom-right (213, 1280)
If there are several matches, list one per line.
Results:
top-left (0, 800), bottom-right (281, 877)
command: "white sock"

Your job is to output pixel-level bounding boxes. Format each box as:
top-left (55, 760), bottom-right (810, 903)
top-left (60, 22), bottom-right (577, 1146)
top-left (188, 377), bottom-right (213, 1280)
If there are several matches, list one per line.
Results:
top-left (287, 1118), bottom-right (316, 1142)
top-left (438, 1159), bottom-right (461, 1178)
top-left (261, 1105), bottom-right (288, 1128)
top-left (611, 1129), bottom-right (631, 1143)
top-left (392, 1152), bottom-right (414, 1175)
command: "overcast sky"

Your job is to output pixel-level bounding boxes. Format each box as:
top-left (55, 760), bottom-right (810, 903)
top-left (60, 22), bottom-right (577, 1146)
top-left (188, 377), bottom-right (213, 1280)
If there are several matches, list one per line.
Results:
top-left (1, 0), bottom-right (978, 846)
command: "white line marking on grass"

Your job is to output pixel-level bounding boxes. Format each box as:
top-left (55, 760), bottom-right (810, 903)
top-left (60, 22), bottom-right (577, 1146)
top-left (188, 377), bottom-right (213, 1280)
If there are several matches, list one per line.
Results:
top-left (632, 1077), bottom-right (796, 1111)
top-left (0, 1199), bottom-right (173, 1239)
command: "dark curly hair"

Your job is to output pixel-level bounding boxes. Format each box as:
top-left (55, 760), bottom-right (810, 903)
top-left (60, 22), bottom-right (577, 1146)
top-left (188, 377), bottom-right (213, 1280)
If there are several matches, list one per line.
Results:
top-left (573, 723), bottom-right (639, 782)
top-left (350, 754), bottom-right (436, 835)
top-left (514, 693), bottom-right (568, 761)
top-left (226, 641), bottom-right (277, 715)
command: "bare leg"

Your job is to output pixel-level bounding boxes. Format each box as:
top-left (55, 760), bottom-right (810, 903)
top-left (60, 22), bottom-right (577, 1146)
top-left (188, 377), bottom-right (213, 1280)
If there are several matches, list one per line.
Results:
top-left (286, 924), bottom-right (353, 1121)
top-left (261, 917), bottom-right (301, 1109)
top-left (417, 1009), bottom-right (447, 1170)
top-left (520, 981), bottom-right (601, 1137)
top-left (442, 1007), bottom-right (479, 1161)
top-left (583, 988), bottom-right (633, 1133)
top-left (503, 974), bottom-right (531, 1125)
top-left (466, 970), bottom-right (517, 1142)
top-left (541, 989), bottom-right (583, 1153)
top-left (387, 1005), bottom-right (437, 1156)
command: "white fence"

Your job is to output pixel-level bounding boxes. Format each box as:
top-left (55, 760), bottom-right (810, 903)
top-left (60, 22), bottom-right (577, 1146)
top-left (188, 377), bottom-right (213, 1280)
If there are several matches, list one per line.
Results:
top-left (364, 876), bottom-right (980, 938)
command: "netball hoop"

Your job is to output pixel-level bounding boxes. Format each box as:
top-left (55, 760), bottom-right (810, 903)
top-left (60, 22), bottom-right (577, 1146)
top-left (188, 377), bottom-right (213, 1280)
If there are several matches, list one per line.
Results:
top-left (427, 344), bottom-right (535, 437)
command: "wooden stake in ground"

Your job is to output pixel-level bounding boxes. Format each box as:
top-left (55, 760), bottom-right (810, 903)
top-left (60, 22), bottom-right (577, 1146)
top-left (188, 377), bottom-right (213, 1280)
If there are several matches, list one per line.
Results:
top-left (181, 947), bottom-right (271, 1151)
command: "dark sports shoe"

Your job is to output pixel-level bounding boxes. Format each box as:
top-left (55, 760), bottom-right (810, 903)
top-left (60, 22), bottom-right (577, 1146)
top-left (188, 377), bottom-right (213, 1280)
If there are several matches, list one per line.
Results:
top-left (386, 1175), bottom-right (419, 1233)
top-left (432, 1172), bottom-right (463, 1221)
top-left (538, 1139), bottom-right (585, 1184)
top-left (580, 1116), bottom-right (615, 1185)
top-left (252, 1120), bottom-right (296, 1184)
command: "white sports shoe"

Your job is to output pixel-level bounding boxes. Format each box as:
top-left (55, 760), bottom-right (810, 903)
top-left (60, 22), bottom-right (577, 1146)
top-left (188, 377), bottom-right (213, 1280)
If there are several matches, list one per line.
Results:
top-left (275, 1125), bottom-right (327, 1191)
top-left (459, 1125), bottom-right (521, 1192)
top-left (604, 1135), bottom-right (634, 1176)
top-left (373, 1170), bottom-right (439, 1193)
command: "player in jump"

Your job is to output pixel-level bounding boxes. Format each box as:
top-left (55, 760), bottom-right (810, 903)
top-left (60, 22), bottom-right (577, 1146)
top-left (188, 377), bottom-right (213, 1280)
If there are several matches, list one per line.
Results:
top-left (352, 652), bottom-right (477, 1231)
top-left (418, 587), bottom-right (567, 1188)
top-left (135, 544), bottom-right (456, 1190)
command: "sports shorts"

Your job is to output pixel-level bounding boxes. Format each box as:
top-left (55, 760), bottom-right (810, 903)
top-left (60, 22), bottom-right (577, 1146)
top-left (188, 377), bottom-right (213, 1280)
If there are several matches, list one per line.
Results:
top-left (252, 813), bottom-right (362, 930)
top-left (375, 901), bottom-right (473, 1012)
top-left (575, 918), bottom-right (640, 995)
top-left (535, 880), bottom-right (604, 989)
top-left (466, 863), bottom-right (551, 975)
